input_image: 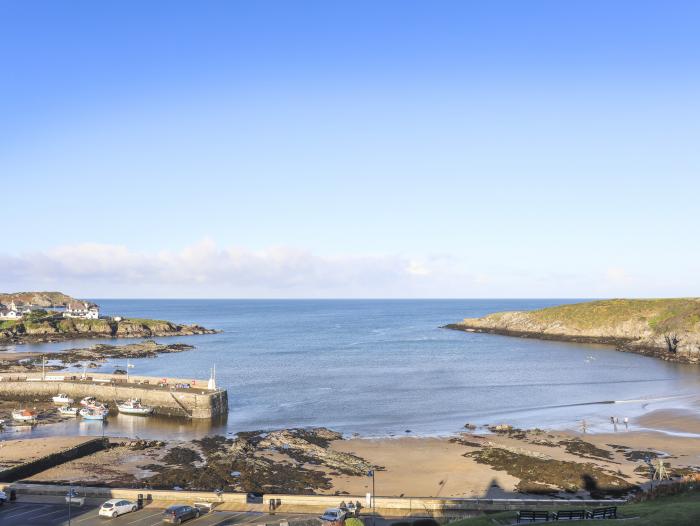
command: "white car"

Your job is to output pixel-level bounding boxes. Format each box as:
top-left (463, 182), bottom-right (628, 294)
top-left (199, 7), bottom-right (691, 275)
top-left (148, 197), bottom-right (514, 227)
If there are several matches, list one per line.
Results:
top-left (320, 508), bottom-right (347, 523)
top-left (98, 499), bottom-right (137, 518)
top-left (0, 490), bottom-right (7, 504)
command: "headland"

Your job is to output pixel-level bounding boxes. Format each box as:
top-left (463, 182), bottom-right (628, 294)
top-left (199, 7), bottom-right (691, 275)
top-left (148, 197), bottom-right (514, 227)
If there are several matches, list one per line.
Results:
top-left (0, 291), bottom-right (217, 344)
top-left (445, 298), bottom-right (700, 363)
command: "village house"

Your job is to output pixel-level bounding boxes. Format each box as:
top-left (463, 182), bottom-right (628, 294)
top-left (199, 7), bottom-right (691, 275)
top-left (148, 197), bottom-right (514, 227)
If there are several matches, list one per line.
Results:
top-left (0, 300), bottom-right (33, 320)
top-left (62, 301), bottom-right (100, 319)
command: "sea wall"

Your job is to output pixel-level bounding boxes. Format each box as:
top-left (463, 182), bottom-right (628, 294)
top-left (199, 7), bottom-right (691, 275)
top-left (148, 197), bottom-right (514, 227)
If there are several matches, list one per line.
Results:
top-left (263, 494), bottom-right (626, 515)
top-left (0, 438), bottom-right (107, 482)
top-left (0, 373), bottom-right (228, 419)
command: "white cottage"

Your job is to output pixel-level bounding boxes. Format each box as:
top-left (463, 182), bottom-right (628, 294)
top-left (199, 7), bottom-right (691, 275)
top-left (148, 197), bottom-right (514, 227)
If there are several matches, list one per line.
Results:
top-left (63, 301), bottom-right (100, 319)
top-left (0, 300), bottom-right (30, 320)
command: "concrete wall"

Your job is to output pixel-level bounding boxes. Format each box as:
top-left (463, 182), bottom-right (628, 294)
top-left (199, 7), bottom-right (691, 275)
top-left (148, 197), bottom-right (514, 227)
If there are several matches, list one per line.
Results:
top-left (0, 374), bottom-right (228, 419)
top-left (264, 494), bottom-right (627, 516)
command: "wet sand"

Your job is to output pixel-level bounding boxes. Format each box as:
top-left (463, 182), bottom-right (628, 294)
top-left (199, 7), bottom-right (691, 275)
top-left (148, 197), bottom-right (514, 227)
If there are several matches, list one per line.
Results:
top-left (636, 408), bottom-right (700, 435)
top-left (0, 436), bottom-right (94, 469)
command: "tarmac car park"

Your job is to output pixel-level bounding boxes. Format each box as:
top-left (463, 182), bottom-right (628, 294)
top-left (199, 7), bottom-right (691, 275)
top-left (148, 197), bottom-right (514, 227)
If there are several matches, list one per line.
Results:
top-left (0, 499), bottom-right (317, 526)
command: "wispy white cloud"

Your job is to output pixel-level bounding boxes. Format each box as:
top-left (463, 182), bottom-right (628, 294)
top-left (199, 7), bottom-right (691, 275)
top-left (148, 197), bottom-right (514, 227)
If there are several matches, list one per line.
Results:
top-left (0, 241), bottom-right (693, 298)
top-left (0, 240), bottom-right (467, 298)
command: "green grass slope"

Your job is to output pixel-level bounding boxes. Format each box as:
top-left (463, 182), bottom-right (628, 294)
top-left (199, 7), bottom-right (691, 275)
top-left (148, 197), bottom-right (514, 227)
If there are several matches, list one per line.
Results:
top-left (447, 490), bottom-right (700, 526)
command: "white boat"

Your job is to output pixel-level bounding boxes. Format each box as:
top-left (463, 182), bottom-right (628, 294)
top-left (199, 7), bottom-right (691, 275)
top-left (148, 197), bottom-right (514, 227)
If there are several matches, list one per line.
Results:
top-left (80, 396), bottom-right (97, 407)
top-left (117, 399), bottom-right (154, 416)
top-left (52, 394), bottom-right (74, 405)
top-left (79, 408), bottom-right (108, 420)
top-left (12, 409), bottom-right (37, 422)
top-left (58, 406), bottom-right (79, 417)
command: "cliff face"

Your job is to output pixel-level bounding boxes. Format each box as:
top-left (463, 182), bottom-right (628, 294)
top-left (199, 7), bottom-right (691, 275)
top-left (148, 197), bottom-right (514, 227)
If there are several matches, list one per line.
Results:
top-left (445, 298), bottom-right (700, 364)
top-left (0, 317), bottom-right (217, 343)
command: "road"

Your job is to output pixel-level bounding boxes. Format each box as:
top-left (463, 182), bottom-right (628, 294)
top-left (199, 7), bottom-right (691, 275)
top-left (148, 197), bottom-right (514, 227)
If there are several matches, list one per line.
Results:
top-left (0, 501), bottom-right (315, 526)
top-left (0, 499), bottom-right (402, 526)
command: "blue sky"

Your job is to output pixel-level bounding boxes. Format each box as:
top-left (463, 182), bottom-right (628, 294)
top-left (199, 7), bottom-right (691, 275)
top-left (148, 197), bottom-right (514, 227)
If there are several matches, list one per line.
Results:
top-left (1, 1), bottom-right (699, 298)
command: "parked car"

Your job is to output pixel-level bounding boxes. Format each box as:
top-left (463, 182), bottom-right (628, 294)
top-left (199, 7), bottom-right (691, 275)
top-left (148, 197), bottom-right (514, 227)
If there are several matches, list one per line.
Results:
top-left (0, 490), bottom-right (7, 504)
top-left (99, 498), bottom-right (138, 518)
top-left (320, 508), bottom-right (347, 524)
top-left (65, 489), bottom-right (85, 506)
top-left (162, 505), bottom-right (200, 524)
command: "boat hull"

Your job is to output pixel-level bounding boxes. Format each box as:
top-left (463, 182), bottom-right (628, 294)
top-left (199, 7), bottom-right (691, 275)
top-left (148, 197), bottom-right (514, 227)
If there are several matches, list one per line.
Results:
top-left (117, 407), bottom-right (154, 415)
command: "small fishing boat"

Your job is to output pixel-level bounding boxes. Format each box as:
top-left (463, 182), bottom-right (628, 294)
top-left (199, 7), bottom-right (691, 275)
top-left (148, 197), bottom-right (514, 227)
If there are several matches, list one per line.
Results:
top-left (12, 409), bottom-right (37, 423)
top-left (117, 399), bottom-right (154, 416)
top-left (58, 406), bottom-right (79, 417)
top-left (52, 394), bottom-right (74, 405)
top-left (80, 396), bottom-right (97, 407)
top-left (79, 407), bottom-right (108, 420)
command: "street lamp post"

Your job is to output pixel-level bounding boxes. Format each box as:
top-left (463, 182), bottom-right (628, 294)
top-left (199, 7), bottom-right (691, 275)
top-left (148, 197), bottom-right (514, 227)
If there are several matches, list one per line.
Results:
top-left (67, 484), bottom-right (72, 526)
top-left (367, 470), bottom-right (375, 525)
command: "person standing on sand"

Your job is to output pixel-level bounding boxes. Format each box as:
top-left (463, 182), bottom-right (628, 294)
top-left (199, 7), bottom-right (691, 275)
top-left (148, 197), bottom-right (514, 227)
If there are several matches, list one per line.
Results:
top-left (624, 417), bottom-right (629, 430)
top-left (581, 419), bottom-right (588, 434)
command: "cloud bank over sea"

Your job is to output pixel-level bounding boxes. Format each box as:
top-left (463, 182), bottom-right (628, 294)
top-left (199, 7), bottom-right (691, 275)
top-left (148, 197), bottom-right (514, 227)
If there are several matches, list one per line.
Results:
top-left (0, 239), bottom-right (691, 299)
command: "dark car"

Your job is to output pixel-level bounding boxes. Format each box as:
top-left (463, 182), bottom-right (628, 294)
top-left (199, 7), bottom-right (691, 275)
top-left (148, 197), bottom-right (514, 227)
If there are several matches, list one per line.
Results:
top-left (162, 505), bottom-right (200, 524)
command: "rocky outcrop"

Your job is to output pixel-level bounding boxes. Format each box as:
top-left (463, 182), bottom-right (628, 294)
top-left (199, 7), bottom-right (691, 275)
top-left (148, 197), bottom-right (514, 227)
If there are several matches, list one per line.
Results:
top-left (0, 316), bottom-right (217, 343)
top-left (40, 340), bottom-right (195, 367)
top-left (445, 298), bottom-right (700, 364)
top-left (257, 428), bottom-right (374, 476)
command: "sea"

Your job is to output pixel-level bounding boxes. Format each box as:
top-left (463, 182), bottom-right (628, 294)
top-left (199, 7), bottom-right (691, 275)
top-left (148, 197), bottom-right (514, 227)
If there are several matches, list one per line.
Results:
top-left (2, 299), bottom-right (699, 440)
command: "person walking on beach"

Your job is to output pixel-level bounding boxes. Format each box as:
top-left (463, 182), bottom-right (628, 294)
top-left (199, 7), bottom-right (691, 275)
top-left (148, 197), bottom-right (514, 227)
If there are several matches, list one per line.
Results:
top-left (624, 417), bottom-right (629, 430)
top-left (580, 419), bottom-right (588, 434)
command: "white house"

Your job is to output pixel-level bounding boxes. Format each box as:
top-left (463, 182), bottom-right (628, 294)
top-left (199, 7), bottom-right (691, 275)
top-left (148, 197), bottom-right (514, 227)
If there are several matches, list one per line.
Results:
top-left (0, 301), bottom-right (31, 320)
top-left (62, 301), bottom-right (100, 320)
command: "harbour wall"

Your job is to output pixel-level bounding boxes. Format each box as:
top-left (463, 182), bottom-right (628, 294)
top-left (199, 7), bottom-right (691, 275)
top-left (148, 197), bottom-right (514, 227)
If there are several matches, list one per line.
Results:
top-left (0, 373), bottom-right (228, 419)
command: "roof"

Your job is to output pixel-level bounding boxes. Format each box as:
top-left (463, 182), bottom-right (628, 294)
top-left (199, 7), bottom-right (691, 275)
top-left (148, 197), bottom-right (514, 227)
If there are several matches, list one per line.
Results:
top-left (66, 300), bottom-right (98, 311)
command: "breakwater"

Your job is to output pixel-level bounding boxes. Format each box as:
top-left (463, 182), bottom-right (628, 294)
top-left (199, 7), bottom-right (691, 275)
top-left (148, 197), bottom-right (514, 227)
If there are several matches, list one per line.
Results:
top-left (0, 373), bottom-right (228, 419)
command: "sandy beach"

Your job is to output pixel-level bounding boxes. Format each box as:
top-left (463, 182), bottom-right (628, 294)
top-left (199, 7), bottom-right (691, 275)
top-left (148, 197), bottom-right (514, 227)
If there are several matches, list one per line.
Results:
top-left (15, 408), bottom-right (700, 497)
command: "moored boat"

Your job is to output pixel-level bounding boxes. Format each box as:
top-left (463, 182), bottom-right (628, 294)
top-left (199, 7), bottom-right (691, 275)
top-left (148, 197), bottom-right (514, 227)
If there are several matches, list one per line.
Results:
top-left (80, 396), bottom-right (97, 407)
top-left (117, 399), bottom-right (154, 416)
top-left (12, 409), bottom-right (37, 422)
top-left (58, 406), bottom-right (79, 417)
top-left (79, 407), bottom-right (108, 420)
top-left (52, 394), bottom-right (74, 405)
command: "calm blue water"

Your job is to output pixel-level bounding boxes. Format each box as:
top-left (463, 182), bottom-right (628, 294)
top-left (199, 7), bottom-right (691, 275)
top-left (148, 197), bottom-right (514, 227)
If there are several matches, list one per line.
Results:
top-left (3, 299), bottom-right (700, 439)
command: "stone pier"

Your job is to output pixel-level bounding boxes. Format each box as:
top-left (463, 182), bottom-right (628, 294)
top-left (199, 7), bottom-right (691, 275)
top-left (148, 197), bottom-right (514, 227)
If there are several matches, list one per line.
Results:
top-left (0, 373), bottom-right (228, 419)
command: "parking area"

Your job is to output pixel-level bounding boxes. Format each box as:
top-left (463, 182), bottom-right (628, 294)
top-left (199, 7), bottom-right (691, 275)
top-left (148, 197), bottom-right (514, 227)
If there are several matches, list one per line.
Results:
top-left (0, 501), bottom-right (316, 526)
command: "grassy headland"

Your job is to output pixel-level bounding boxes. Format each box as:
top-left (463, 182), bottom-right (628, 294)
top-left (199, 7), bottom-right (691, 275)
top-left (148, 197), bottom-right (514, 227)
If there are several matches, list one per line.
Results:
top-left (0, 312), bottom-right (216, 343)
top-left (445, 299), bottom-right (700, 363)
